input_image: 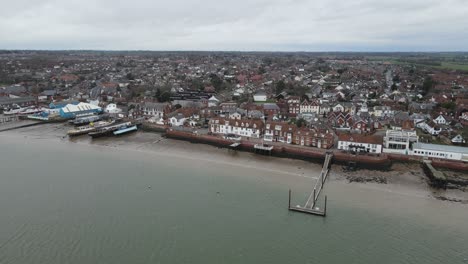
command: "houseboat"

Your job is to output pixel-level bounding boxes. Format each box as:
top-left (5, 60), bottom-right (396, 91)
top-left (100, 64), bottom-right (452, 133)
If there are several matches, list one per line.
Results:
top-left (88, 122), bottom-right (132, 138)
top-left (69, 115), bottom-right (102, 126)
top-left (67, 120), bottom-right (115, 137)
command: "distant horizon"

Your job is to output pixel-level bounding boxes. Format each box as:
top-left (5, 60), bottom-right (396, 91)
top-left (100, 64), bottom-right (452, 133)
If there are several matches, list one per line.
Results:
top-left (1, 49), bottom-right (468, 54)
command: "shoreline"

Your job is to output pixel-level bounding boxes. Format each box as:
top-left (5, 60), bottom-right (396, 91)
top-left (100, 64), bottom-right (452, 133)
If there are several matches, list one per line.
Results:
top-left (2, 123), bottom-right (468, 204)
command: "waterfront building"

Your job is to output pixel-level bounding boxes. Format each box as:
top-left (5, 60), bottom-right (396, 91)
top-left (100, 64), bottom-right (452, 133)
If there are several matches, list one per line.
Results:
top-left (209, 118), bottom-right (264, 138)
top-left (383, 130), bottom-right (419, 154)
top-left (264, 122), bottom-right (296, 143)
top-left (105, 103), bottom-right (122, 114)
top-left (169, 113), bottom-right (187, 127)
top-left (294, 128), bottom-right (334, 149)
top-left (411, 143), bottom-right (468, 162)
top-left (59, 102), bottom-right (102, 118)
top-left (338, 134), bottom-right (383, 154)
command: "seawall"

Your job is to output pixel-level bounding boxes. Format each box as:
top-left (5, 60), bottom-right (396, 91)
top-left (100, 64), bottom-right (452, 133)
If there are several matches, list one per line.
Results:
top-left (165, 130), bottom-right (392, 170)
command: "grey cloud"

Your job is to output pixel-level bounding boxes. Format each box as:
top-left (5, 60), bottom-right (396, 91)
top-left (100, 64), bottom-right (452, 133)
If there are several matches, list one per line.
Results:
top-left (0, 0), bottom-right (467, 51)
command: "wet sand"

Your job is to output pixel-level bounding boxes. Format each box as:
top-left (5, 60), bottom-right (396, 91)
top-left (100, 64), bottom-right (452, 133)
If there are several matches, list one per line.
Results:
top-left (3, 122), bottom-right (468, 203)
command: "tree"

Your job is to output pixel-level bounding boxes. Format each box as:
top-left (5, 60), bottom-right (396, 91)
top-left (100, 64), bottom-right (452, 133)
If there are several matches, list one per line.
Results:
top-left (258, 66), bottom-right (266, 74)
top-left (158, 91), bottom-right (171, 102)
top-left (296, 118), bottom-right (307, 128)
top-left (275, 80), bottom-right (286, 95)
top-left (422, 76), bottom-right (435, 95)
top-left (126, 73), bottom-right (135, 80)
top-left (441, 102), bottom-right (456, 111)
top-left (391, 83), bottom-right (398, 91)
top-left (155, 88), bottom-right (161, 99)
top-left (210, 74), bottom-right (223, 92)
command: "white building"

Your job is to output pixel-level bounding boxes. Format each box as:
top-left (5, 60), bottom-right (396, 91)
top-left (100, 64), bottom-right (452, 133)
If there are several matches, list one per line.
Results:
top-left (383, 130), bottom-right (419, 154)
top-left (338, 134), bottom-right (383, 154)
top-left (253, 91), bottom-right (267, 102)
top-left (209, 118), bottom-right (264, 138)
top-left (371, 106), bottom-right (393, 118)
top-left (451, 134), bottom-right (465, 144)
top-left (332, 103), bottom-right (345, 112)
top-left (169, 113), bottom-right (187, 127)
top-left (142, 102), bottom-right (169, 118)
top-left (420, 121), bottom-right (442, 136)
top-left (411, 143), bottom-right (468, 162)
top-left (208, 96), bottom-right (220, 107)
top-left (300, 100), bottom-right (320, 114)
top-left (433, 115), bottom-right (448, 125)
top-left (105, 103), bottom-right (122, 114)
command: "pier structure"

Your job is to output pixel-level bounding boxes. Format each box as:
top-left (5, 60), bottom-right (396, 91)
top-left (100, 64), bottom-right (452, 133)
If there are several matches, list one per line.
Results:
top-left (289, 152), bottom-right (333, 217)
top-left (254, 143), bottom-right (273, 155)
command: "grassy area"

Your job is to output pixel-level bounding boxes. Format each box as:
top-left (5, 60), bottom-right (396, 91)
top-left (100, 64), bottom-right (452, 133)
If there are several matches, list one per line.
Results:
top-left (385, 60), bottom-right (468, 72)
top-left (436, 62), bottom-right (468, 71)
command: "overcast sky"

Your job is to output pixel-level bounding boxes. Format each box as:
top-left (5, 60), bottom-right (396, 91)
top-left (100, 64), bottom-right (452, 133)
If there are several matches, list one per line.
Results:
top-left (1, 0), bottom-right (467, 51)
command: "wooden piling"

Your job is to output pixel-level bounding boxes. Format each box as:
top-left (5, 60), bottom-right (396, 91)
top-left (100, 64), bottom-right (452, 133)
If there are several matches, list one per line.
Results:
top-left (312, 188), bottom-right (316, 208)
top-left (288, 189), bottom-right (291, 209)
top-left (324, 196), bottom-right (327, 216)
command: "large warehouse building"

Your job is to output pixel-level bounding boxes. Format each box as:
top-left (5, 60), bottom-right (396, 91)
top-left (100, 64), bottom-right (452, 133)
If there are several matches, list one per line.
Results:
top-left (59, 102), bottom-right (102, 118)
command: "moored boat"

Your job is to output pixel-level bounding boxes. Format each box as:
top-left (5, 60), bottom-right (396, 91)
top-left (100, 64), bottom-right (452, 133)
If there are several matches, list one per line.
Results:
top-left (69, 115), bottom-right (102, 126)
top-left (3, 107), bottom-right (26, 115)
top-left (113, 125), bottom-right (138, 136)
top-left (18, 107), bottom-right (43, 115)
top-left (67, 120), bottom-right (115, 136)
top-left (88, 122), bottom-right (132, 138)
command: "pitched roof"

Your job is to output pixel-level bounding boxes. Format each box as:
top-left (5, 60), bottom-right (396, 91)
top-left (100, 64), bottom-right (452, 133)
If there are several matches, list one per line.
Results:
top-left (338, 134), bottom-right (383, 144)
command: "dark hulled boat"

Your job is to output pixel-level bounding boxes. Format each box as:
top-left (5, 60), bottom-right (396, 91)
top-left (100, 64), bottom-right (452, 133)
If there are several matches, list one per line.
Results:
top-left (88, 122), bottom-right (132, 138)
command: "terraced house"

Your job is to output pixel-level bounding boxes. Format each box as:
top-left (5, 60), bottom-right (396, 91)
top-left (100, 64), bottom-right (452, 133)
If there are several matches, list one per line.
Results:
top-left (263, 122), bottom-right (296, 143)
top-left (209, 118), bottom-right (264, 138)
top-left (300, 99), bottom-right (320, 114)
top-left (294, 128), bottom-right (334, 149)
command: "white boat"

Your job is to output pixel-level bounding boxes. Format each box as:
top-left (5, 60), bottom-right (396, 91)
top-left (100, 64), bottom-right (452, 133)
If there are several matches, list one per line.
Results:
top-left (113, 125), bottom-right (138, 135)
top-left (18, 107), bottom-right (43, 115)
top-left (3, 107), bottom-right (26, 115)
top-left (4, 106), bottom-right (42, 115)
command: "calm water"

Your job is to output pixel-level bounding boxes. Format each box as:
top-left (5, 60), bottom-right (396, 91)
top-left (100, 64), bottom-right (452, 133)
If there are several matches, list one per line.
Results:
top-left (0, 136), bottom-right (467, 264)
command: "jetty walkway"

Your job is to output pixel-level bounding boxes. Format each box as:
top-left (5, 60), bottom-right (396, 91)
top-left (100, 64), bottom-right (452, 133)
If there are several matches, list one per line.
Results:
top-left (289, 152), bottom-right (333, 217)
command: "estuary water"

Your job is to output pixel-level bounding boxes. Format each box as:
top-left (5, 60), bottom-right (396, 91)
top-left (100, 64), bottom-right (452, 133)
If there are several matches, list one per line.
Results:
top-left (0, 133), bottom-right (467, 264)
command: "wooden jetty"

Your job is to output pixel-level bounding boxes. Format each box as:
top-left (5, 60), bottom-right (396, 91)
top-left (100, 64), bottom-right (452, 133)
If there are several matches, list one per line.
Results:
top-left (289, 152), bottom-right (333, 217)
top-left (254, 143), bottom-right (273, 155)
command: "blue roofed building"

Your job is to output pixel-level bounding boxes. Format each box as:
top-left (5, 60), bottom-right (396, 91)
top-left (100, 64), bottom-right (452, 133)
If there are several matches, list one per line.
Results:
top-left (59, 102), bottom-right (102, 119)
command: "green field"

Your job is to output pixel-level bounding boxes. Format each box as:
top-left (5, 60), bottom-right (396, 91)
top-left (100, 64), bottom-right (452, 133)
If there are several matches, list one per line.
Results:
top-left (383, 60), bottom-right (468, 72)
top-left (436, 62), bottom-right (468, 71)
